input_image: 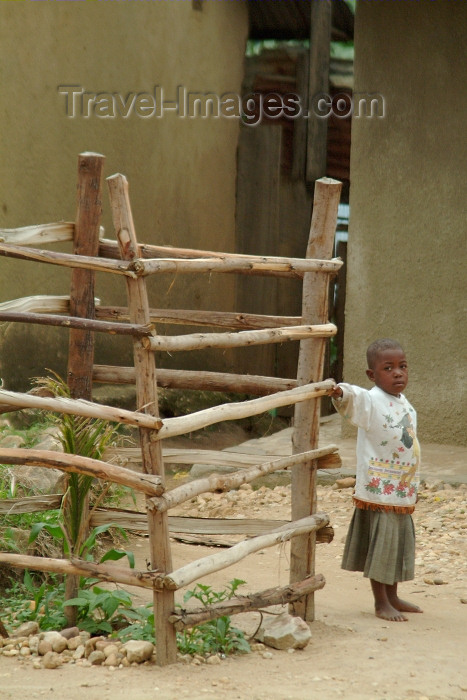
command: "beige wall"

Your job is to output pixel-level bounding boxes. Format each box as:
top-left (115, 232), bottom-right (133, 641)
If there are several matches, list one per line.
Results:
top-left (345, 2), bottom-right (467, 445)
top-left (0, 2), bottom-right (248, 388)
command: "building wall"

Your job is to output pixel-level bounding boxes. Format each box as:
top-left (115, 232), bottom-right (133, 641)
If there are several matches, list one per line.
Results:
top-left (0, 2), bottom-right (248, 389)
top-left (345, 2), bottom-right (467, 445)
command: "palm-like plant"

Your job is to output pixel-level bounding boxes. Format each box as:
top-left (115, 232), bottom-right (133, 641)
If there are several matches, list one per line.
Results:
top-left (34, 373), bottom-right (121, 623)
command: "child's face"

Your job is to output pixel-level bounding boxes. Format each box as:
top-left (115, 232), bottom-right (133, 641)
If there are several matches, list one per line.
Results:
top-left (366, 347), bottom-right (408, 396)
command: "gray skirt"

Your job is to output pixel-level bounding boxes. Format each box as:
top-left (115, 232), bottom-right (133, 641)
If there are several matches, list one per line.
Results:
top-left (341, 507), bottom-right (415, 585)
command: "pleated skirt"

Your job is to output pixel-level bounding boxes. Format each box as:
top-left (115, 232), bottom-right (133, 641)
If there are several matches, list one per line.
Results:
top-left (341, 507), bottom-right (416, 585)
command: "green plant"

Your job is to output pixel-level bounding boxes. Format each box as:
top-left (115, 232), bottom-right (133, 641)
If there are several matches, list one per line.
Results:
top-left (65, 585), bottom-right (135, 635)
top-left (28, 521), bottom-right (135, 567)
top-left (177, 579), bottom-right (250, 657)
top-left (3, 572), bottom-right (68, 632)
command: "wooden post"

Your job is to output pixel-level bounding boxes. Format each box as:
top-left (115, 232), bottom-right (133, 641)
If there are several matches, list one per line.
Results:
top-left (289, 177), bottom-right (341, 620)
top-left (65, 151), bottom-right (105, 626)
top-left (306, 1), bottom-right (332, 184)
top-left (68, 152), bottom-right (105, 398)
top-left (106, 173), bottom-right (177, 667)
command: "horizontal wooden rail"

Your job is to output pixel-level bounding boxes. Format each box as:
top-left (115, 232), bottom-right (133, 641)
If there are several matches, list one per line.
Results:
top-left (132, 256), bottom-right (342, 278)
top-left (149, 445), bottom-right (339, 513)
top-left (0, 222), bottom-right (75, 245)
top-left (93, 364), bottom-right (296, 395)
top-left (144, 323), bottom-right (336, 353)
top-left (99, 238), bottom-right (343, 279)
top-left (170, 575), bottom-right (326, 630)
top-left (0, 552), bottom-right (159, 590)
top-left (0, 448), bottom-right (164, 497)
top-left (0, 389), bottom-right (162, 430)
top-left (0, 242), bottom-right (136, 277)
top-left (96, 305), bottom-right (301, 330)
top-left (157, 379), bottom-right (335, 440)
top-left (160, 513), bottom-right (330, 590)
top-left (0, 223), bottom-right (104, 246)
top-left (0, 295), bottom-right (72, 314)
top-left (0, 311), bottom-right (153, 336)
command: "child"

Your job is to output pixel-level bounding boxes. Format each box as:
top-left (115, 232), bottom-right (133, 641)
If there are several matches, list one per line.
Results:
top-left (329, 338), bottom-right (423, 622)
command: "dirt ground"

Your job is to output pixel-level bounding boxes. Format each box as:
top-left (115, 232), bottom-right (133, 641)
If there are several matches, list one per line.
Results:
top-left (1, 422), bottom-right (466, 700)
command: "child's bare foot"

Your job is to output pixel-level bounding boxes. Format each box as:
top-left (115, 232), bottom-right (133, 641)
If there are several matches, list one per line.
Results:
top-left (388, 596), bottom-right (423, 614)
top-left (375, 601), bottom-right (408, 622)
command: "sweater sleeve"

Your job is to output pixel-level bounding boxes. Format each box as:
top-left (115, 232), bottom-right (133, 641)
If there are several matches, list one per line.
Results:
top-left (331, 383), bottom-right (374, 432)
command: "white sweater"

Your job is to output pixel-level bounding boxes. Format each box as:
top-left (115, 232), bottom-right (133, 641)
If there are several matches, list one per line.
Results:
top-left (333, 384), bottom-right (419, 510)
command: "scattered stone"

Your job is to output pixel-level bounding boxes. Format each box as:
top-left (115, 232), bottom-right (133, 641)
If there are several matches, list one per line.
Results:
top-left (206, 654), bottom-right (221, 665)
top-left (40, 631), bottom-right (68, 653)
top-left (88, 650), bottom-right (106, 665)
top-left (333, 477), bottom-right (356, 490)
top-left (37, 639), bottom-right (53, 656)
top-left (59, 626), bottom-right (80, 640)
top-left (42, 651), bottom-right (62, 669)
top-left (10, 621), bottom-right (39, 638)
top-left (255, 612), bottom-right (312, 650)
top-left (123, 640), bottom-right (154, 664)
top-left (67, 636), bottom-right (82, 651)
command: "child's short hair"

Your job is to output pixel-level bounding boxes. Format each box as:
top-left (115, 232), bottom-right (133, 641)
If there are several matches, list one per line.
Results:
top-left (366, 338), bottom-right (404, 369)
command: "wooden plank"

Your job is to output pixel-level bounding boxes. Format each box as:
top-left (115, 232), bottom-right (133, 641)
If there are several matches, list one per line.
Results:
top-left (95, 305), bottom-right (301, 330)
top-left (290, 177), bottom-right (342, 621)
top-left (94, 364), bottom-right (297, 395)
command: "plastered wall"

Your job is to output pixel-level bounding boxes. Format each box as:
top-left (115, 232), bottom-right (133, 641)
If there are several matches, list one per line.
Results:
top-left (0, 2), bottom-right (248, 389)
top-left (345, 2), bottom-right (466, 446)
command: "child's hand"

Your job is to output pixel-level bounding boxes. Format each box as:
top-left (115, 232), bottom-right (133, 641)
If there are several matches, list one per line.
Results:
top-left (329, 383), bottom-right (343, 399)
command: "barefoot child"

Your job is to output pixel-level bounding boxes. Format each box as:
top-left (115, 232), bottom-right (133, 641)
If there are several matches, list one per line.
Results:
top-left (330, 338), bottom-right (423, 621)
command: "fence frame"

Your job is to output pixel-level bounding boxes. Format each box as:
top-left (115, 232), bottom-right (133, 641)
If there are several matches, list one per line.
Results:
top-left (0, 152), bottom-right (342, 665)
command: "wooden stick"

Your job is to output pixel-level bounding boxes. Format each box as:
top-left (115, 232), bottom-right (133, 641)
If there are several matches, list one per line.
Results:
top-left (0, 295), bottom-right (72, 313)
top-left (0, 242), bottom-right (136, 277)
top-left (290, 176), bottom-right (342, 622)
top-left (0, 389), bottom-right (162, 430)
top-left (96, 305), bottom-right (301, 330)
top-left (99, 238), bottom-right (343, 278)
top-left (0, 222), bottom-right (75, 245)
top-left (150, 446), bottom-right (339, 513)
top-left (0, 311), bottom-right (152, 336)
top-left (157, 380), bottom-right (335, 440)
top-left (160, 513), bottom-right (329, 590)
top-left (93, 364), bottom-right (296, 395)
top-left (132, 256), bottom-right (342, 277)
top-left (107, 172), bottom-right (177, 666)
top-left (0, 552), bottom-right (161, 590)
top-left (0, 448), bottom-right (164, 496)
top-left (144, 323), bottom-right (336, 353)
top-left (169, 574), bottom-right (326, 630)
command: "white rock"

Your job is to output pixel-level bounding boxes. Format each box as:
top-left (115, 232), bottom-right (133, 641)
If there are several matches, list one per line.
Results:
top-left (122, 640), bottom-right (154, 664)
top-left (255, 612), bottom-right (312, 650)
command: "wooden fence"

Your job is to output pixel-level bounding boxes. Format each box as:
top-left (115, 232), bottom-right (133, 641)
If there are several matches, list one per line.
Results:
top-left (0, 152), bottom-right (343, 665)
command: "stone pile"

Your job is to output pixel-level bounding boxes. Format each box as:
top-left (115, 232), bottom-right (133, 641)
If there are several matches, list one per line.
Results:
top-left (0, 622), bottom-right (155, 669)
